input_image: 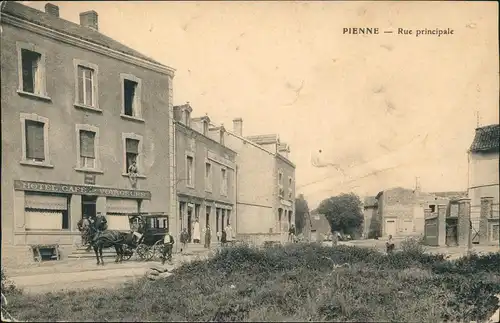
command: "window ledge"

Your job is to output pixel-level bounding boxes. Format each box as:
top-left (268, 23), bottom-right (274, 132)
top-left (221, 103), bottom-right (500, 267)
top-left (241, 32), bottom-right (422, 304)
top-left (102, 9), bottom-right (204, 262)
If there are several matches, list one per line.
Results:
top-left (121, 173), bottom-right (147, 179)
top-left (74, 103), bottom-right (103, 113)
top-left (17, 90), bottom-right (52, 102)
top-left (75, 167), bottom-right (104, 174)
top-left (186, 184), bottom-right (195, 189)
top-left (20, 160), bottom-right (54, 168)
top-left (120, 114), bottom-right (145, 123)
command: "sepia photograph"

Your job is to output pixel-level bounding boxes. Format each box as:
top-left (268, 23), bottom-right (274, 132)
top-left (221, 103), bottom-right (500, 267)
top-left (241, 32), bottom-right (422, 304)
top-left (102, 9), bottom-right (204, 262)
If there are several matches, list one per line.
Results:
top-left (1, 0), bottom-right (499, 321)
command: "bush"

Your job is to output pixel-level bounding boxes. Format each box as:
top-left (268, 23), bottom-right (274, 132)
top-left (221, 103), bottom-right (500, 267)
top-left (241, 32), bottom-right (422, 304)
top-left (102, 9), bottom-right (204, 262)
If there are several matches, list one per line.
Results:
top-left (7, 244), bottom-right (500, 322)
top-left (400, 236), bottom-right (426, 254)
top-left (1, 267), bottom-right (20, 295)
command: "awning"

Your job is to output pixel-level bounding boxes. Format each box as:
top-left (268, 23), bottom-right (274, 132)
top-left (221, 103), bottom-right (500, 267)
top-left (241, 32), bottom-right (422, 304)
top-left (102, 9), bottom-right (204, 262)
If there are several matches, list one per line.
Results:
top-left (106, 198), bottom-right (138, 214)
top-left (25, 193), bottom-right (68, 210)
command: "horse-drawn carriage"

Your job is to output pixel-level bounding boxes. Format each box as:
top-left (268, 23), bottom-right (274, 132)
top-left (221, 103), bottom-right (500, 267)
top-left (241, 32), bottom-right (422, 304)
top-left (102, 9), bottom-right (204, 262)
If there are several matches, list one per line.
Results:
top-left (121, 212), bottom-right (170, 262)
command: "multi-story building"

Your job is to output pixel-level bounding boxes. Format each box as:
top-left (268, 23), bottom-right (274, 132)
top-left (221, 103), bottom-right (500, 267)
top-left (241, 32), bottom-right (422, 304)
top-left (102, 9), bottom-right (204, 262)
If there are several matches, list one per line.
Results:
top-left (1, 2), bottom-right (175, 266)
top-left (224, 118), bottom-right (296, 244)
top-left (467, 124), bottom-right (499, 244)
top-left (173, 103), bottom-right (236, 250)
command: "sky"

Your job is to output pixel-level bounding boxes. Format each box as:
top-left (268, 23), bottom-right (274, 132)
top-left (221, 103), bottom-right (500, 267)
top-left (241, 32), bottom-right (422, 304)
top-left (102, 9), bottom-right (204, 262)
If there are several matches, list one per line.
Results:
top-left (21, 1), bottom-right (499, 208)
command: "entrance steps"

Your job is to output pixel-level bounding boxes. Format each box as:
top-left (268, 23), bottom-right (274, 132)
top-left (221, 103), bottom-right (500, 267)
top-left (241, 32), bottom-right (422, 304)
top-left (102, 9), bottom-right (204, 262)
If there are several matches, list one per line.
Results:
top-left (67, 246), bottom-right (117, 259)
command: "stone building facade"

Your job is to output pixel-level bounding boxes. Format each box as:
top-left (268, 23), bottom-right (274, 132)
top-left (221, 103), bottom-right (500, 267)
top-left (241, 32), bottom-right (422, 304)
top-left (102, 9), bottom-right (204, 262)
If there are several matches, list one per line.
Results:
top-left (223, 119), bottom-right (296, 244)
top-left (1, 2), bottom-right (175, 265)
top-left (467, 124), bottom-right (499, 244)
top-left (173, 103), bottom-right (236, 251)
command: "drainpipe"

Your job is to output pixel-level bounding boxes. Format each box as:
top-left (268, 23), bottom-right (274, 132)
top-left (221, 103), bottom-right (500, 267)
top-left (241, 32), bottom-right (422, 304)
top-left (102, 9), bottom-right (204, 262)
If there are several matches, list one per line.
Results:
top-left (234, 164), bottom-right (238, 238)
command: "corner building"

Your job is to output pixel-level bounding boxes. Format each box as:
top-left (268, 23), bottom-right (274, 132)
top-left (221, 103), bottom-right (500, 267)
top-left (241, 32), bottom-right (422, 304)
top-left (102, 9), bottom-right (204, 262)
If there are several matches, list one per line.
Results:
top-left (1, 2), bottom-right (176, 266)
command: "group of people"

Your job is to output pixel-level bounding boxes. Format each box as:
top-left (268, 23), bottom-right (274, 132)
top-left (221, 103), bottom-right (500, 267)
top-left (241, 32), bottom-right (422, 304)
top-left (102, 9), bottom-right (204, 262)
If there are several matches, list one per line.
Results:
top-left (177, 220), bottom-right (235, 253)
top-left (77, 212), bottom-right (108, 250)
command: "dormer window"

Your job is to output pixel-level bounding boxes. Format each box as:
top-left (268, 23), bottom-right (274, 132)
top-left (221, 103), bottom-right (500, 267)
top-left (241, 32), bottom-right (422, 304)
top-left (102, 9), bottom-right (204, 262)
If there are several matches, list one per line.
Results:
top-left (219, 130), bottom-right (224, 145)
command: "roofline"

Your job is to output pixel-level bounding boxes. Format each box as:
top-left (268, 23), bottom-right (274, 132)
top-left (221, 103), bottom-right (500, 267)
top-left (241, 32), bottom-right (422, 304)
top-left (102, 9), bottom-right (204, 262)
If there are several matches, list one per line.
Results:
top-left (1, 12), bottom-right (176, 77)
top-left (225, 129), bottom-right (277, 157)
top-left (275, 151), bottom-right (296, 168)
top-left (174, 121), bottom-right (237, 155)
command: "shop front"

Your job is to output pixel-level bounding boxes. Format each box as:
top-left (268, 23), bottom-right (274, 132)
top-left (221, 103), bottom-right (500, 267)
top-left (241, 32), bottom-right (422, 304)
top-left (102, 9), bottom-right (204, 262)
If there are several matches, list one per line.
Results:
top-left (12, 180), bottom-right (151, 247)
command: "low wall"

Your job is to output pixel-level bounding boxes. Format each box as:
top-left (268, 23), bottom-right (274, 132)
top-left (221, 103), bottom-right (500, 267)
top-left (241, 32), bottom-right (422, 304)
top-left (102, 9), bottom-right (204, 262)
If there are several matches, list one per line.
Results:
top-left (235, 233), bottom-right (284, 247)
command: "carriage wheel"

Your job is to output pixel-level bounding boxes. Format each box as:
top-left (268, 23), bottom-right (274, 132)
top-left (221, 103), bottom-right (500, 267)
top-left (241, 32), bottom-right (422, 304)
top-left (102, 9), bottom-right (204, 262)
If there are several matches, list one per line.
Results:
top-left (136, 244), bottom-right (154, 261)
top-left (152, 240), bottom-right (164, 261)
top-left (122, 245), bottom-right (134, 261)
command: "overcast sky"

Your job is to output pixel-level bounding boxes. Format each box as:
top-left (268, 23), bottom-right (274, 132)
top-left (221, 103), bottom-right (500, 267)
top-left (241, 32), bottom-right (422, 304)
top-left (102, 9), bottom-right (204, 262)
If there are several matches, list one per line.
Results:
top-left (22, 1), bottom-right (499, 208)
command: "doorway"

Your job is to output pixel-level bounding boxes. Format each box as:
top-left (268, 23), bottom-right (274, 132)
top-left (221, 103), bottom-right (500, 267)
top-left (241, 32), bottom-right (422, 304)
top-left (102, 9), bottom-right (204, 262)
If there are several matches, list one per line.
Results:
top-left (81, 195), bottom-right (97, 220)
top-left (187, 205), bottom-right (193, 242)
top-left (385, 219), bottom-right (396, 237)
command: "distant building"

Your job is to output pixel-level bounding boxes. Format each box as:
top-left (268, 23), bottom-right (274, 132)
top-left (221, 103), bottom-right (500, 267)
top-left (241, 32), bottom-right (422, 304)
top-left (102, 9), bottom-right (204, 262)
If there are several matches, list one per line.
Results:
top-left (1, 2), bottom-right (175, 266)
top-left (374, 187), bottom-right (465, 238)
top-left (309, 210), bottom-right (332, 242)
top-left (173, 103), bottom-right (236, 248)
top-left (223, 119), bottom-right (296, 244)
top-left (467, 124), bottom-right (499, 244)
top-left (362, 196), bottom-right (379, 238)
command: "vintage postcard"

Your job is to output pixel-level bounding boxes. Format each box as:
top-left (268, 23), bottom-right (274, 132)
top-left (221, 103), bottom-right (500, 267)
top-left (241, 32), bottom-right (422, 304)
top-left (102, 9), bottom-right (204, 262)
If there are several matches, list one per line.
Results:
top-left (1, 1), bottom-right (499, 322)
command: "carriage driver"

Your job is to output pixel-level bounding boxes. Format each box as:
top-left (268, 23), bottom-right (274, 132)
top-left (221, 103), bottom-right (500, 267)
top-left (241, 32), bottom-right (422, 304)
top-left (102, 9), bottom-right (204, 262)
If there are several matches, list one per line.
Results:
top-left (161, 230), bottom-right (175, 265)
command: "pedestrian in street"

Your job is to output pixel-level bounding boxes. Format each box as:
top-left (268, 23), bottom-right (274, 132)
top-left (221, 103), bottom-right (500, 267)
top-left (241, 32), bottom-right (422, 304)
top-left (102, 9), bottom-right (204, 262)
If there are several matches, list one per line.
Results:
top-left (221, 228), bottom-right (227, 247)
top-left (386, 235), bottom-right (395, 254)
top-left (77, 215), bottom-right (91, 249)
top-left (216, 230), bottom-right (222, 242)
top-left (288, 224), bottom-right (296, 243)
top-left (162, 231), bottom-right (175, 265)
top-left (192, 219), bottom-right (201, 244)
top-left (225, 223), bottom-right (233, 246)
top-left (204, 225), bottom-right (212, 249)
top-left (180, 228), bottom-right (189, 254)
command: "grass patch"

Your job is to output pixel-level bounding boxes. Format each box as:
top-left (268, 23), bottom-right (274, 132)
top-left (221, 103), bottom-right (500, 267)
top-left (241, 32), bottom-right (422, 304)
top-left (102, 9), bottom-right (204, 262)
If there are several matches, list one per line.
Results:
top-left (4, 244), bottom-right (500, 322)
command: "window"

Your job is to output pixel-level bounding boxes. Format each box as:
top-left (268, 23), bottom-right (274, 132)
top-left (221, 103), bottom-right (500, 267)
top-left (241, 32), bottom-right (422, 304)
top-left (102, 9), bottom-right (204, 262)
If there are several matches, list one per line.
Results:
top-left (186, 155), bottom-right (194, 187)
top-left (24, 193), bottom-right (70, 230)
top-left (121, 74), bottom-right (142, 119)
top-left (205, 162), bottom-right (212, 191)
top-left (221, 168), bottom-right (228, 195)
top-left (125, 138), bottom-right (139, 173)
top-left (77, 65), bottom-right (95, 107)
top-left (21, 49), bottom-right (42, 94)
top-left (20, 114), bottom-right (51, 167)
top-left (25, 120), bottom-right (45, 162)
top-left (278, 170), bottom-right (284, 197)
top-left (79, 130), bottom-right (96, 168)
top-left (288, 188), bottom-right (293, 200)
top-left (289, 177), bottom-right (292, 186)
top-left (429, 205), bottom-right (436, 213)
top-left (182, 110), bottom-right (190, 126)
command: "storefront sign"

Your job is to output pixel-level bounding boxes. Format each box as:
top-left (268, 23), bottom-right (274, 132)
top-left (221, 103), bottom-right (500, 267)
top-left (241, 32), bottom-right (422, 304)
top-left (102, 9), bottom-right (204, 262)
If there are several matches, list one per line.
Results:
top-left (84, 173), bottom-right (96, 185)
top-left (280, 199), bottom-right (292, 207)
top-left (14, 180), bottom-right (151, 199)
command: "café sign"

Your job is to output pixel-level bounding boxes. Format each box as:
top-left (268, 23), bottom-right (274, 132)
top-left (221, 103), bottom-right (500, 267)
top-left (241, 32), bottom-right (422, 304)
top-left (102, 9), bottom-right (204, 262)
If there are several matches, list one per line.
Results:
top-left (14, 180), bottom-right (151, 200)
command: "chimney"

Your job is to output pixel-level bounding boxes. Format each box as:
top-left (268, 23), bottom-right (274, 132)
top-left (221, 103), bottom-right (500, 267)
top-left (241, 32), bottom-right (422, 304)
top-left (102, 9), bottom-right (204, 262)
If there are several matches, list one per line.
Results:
top-left (79, 10), bottom-right (98, 31)
top-left (44, 3), bottom-right (59, 18)
top-left (233, 118), bottom-right (243, 136)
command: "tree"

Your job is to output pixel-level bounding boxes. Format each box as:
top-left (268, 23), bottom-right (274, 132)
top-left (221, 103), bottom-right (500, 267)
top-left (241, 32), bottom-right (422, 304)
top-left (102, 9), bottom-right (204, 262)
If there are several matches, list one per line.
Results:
top-left (316, 193), bottom-right (364, 236)
top-left (295, 194), bottom-right (310, 234)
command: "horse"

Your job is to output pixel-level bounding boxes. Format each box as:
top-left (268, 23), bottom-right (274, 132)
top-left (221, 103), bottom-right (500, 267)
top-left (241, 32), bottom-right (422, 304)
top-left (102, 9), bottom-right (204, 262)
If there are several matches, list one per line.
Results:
top-left (90, 227), bottom-right (145, 265)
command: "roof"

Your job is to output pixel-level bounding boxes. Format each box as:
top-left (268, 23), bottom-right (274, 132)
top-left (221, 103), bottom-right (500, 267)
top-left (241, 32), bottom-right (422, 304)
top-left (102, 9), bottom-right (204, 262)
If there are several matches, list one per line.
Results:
top-left (246, 134), bottom-right (280, 145)
top-left (429, 191), bottom-right (467, 200)
top-left (2, 2), bottom-right (166, 67)
top-left (469, 124), bottom-right (500, 153)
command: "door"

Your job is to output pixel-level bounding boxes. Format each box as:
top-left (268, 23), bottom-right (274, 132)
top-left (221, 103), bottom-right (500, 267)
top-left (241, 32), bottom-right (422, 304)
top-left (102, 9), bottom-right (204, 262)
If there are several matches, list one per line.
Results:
top-left (187, 206), bottom-right (193, 242)
top-left (385, 220), bottom-right (396, 237)
top-left (81, 195), bottom-right (97, 220)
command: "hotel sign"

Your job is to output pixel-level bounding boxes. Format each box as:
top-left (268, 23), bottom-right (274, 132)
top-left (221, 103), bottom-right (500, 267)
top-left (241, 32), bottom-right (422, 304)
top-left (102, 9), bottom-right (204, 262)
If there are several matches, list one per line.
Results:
top-left (14, 180), bottom-right (151, 200)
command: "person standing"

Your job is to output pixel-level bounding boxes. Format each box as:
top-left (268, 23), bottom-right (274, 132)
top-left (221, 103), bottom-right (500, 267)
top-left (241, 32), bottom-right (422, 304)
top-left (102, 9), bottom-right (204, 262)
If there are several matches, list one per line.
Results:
top-left (192, 219), bottom-right (201, 244)
top-left (225, 223), bottom-right (233, 246)
top-left (204, 225), bottom-right (212, 249)
top-left (180, 228), bottom-right (189, 254)
top-left (162, 231), bottom-right (175, 265)
top-left (288, 224), bottom-right (296, 243)
top-left (386, 235), bottom-right (395, 254)
top-left (78, 215), bottom-right (91, 250)
top-left (221, 228), bottom-right (227, 247)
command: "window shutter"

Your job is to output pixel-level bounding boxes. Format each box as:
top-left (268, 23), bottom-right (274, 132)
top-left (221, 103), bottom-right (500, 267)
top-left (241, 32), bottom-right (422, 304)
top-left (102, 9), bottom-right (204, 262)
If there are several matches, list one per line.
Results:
top-left (25, 120), bottom-right (45, 160)
top-left (80, 130), bottom-right (95, 158)
top-left (126, 139), bottom-right (139, 154)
